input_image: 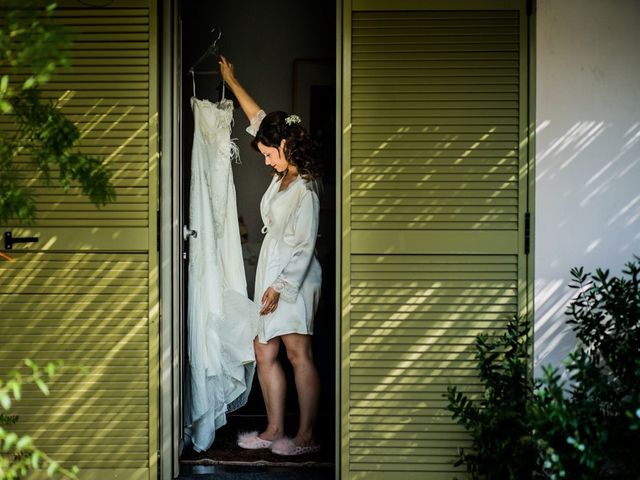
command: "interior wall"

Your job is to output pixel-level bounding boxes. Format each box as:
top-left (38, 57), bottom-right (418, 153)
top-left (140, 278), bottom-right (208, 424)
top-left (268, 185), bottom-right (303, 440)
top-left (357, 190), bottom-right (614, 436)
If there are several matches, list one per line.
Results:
top-left (181, 0), bottom-right (336, 249)
top-left (534, 0), bottom-right (640, 373)
top-left (180, 0), bottom-right (337, 423)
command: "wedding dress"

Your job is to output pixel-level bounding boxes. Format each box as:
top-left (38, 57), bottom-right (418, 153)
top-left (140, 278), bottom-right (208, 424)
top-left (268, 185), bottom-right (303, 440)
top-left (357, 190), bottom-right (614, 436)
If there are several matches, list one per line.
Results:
top-left (185, 92), bottom-right (260, 452)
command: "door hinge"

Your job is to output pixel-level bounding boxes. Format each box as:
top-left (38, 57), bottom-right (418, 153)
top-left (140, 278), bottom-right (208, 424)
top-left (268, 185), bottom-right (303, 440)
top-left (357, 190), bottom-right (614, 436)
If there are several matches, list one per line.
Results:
top-left (524, 212), bottom-right (531, 255)
top-left (3, 231), bottom-right (39, 250)
top-left (157, 210), bottom-right (161, 253)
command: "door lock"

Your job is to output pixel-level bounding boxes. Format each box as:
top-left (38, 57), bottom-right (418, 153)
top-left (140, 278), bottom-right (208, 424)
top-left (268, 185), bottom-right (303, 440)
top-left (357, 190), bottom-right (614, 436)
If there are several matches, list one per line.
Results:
top-left (4, 232), bottom-right (39, 250)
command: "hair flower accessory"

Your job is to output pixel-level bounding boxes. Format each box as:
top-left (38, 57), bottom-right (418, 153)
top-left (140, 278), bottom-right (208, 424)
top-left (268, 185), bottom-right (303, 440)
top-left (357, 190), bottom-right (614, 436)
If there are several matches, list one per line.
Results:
top-left (285, 114), bottom-right (302, 126)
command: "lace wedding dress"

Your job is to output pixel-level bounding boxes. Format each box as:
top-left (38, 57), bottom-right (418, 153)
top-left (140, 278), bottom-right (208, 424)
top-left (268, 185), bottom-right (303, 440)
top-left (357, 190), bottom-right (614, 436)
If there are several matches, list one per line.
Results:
top-left (185, 96), bottom-right (260, 452)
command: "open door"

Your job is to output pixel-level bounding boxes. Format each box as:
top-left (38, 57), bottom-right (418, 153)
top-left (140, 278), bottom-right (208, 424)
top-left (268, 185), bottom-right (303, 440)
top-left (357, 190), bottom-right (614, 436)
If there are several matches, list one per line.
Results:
top-left (340, 0), bottom-right (532, 478)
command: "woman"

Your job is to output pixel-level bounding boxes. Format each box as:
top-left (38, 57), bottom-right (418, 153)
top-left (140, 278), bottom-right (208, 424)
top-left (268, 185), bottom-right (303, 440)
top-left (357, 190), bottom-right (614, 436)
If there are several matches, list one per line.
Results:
top-left (219, 55), bottom-right (322, 456)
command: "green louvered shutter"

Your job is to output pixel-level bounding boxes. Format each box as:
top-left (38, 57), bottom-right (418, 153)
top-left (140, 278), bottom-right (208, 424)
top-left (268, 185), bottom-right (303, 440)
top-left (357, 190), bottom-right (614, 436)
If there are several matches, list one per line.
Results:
top-left (341, 1), bottom-right (531, 478)
top-left (0, 1), bottom-right (158, 479)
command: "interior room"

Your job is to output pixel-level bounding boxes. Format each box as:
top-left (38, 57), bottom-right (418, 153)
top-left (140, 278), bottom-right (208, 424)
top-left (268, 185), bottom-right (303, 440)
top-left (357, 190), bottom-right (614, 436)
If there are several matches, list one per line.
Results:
top-left (177, 0), bottom-right (337, 474)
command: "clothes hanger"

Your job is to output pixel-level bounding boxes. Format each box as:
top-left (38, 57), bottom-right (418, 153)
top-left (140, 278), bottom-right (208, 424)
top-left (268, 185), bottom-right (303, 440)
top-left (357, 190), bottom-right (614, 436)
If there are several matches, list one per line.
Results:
top-left (189, 29), bottom-right (224, 99)
top-left (189, 28), bottom-right (222, 75)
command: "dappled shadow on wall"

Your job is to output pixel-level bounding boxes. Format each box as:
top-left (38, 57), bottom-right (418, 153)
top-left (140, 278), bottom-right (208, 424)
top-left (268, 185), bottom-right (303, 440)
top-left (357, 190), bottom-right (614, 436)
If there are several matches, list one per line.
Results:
top-left (534, 120), bottom-right (640, 372)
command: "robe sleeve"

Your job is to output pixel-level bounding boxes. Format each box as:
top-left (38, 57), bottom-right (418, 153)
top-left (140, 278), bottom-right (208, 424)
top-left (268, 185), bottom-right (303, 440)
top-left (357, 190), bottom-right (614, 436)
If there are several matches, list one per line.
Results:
top-left (246, 109), bottom-right (266, 136)
top-left (270, 189), bottom-right (320, 303)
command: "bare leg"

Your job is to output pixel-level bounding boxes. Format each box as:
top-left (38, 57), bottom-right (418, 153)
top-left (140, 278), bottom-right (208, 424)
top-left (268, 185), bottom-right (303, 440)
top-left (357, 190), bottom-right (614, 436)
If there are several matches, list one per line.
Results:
top-left (254, 336), bottom-right (285, 441)
top-left (282, 333), bottom-right (320, 446)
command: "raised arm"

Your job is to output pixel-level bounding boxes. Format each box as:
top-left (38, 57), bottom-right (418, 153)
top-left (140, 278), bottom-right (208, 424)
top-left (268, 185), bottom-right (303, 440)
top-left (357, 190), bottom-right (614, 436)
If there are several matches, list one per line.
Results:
top-left (218, 55), bottom-right (262, 122)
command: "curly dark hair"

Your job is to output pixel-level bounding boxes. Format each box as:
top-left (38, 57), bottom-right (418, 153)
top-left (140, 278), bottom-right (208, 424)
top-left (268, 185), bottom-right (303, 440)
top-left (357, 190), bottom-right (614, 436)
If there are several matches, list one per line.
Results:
top-left (251, 111), bottom-right (323, 180)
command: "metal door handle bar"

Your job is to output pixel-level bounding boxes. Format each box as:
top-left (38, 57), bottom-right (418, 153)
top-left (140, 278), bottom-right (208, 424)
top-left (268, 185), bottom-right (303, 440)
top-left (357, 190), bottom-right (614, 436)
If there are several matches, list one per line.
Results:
top-left (4, 232), bottom-right (39, 250)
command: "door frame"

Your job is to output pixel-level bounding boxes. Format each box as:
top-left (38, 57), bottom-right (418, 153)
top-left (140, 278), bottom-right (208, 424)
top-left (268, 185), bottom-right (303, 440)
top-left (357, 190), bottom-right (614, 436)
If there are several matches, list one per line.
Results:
top-left (335, 0), bottom-right (344, 477)
top-left (159, 0), bottom-right (183, 478)
top-left (159, 1), bottom-right (343, 478)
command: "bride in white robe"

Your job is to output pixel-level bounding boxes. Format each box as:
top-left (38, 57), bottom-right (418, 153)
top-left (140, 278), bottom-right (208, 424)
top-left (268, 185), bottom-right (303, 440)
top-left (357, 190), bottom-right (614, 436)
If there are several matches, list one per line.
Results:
top-left (219, 56), bottom-right (323, 456)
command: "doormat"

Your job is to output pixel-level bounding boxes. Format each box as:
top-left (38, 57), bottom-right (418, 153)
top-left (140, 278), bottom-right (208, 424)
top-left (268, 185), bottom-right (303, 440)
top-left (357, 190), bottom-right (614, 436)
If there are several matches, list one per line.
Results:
top-left (181, 458), bottom-right (333, 469)
top-left (180, 414), bottom-right (335, 469)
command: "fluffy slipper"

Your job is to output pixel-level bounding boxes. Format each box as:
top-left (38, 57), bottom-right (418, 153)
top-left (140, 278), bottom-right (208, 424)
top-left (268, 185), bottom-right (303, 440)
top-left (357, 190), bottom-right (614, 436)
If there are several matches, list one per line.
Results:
top-left (237, 431), bottom-right (273, 450)
top-left (271, 437), bottom-right (321, 456)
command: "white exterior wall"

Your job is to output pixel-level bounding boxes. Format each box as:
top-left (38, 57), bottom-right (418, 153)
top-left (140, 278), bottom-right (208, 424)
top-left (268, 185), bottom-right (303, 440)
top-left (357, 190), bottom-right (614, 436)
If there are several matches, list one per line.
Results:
top-left (534, 0), bottom-right (640, 373)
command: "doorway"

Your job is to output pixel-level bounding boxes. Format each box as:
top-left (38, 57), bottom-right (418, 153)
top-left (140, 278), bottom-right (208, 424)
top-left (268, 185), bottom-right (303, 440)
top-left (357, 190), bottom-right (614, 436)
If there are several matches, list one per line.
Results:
top-left (176, 0), bottom-right (337, 475)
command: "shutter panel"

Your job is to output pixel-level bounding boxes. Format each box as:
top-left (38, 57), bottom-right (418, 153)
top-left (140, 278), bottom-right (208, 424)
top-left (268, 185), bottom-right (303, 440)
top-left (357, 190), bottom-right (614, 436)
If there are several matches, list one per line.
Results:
top-left (0, 5), bottom-right (151, 229)
top-left (342, 2), bottom-right (529, 479)
top-left (0, 1), bottom-right (158, 479)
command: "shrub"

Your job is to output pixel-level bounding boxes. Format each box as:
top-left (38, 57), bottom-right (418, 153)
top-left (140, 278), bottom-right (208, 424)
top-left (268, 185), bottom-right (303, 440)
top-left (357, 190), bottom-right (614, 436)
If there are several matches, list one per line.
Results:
top-left (531, 257), bottom-right (640, 479)
top-left (446, 315), bottom-right (538, 479)
top-left (446, 256), bottom-right (640, 479)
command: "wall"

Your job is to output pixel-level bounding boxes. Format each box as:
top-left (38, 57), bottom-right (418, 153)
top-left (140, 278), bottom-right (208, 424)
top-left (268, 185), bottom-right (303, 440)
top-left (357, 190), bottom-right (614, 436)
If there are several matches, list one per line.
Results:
top-left (181, 0), bottom-right (335, 245)
top-left (180, 0), bottom-right (337, 421)
top-left (534, 0), bottom-right (640, 373)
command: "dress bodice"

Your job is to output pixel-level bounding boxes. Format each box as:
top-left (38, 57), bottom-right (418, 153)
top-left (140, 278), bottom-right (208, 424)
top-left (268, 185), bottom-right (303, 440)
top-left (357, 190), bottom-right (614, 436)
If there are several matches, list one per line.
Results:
top-left (191, 97), bottom-right (235, 145)
top-left (190, 97), bottom-right (239, 239)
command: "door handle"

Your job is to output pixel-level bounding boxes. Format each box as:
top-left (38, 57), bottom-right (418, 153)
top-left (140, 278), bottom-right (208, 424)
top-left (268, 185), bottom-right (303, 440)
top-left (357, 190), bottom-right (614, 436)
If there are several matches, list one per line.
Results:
top-left (183, 225), bottom-right (197, 240)
top-left (4, 232), bottom-right (39, 250)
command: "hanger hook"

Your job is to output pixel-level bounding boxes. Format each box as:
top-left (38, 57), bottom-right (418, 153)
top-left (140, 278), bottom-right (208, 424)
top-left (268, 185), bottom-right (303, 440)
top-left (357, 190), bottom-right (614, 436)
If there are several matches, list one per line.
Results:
top-left (213, 29), bottom-right (222, 45)
top-left (210, 29), bottom-right (222, 57)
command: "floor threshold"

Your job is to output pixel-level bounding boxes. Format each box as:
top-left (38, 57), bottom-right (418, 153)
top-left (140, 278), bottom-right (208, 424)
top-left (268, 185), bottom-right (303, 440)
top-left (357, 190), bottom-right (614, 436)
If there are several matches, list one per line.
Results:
top-left (178, 463), bottom-right (334, 479)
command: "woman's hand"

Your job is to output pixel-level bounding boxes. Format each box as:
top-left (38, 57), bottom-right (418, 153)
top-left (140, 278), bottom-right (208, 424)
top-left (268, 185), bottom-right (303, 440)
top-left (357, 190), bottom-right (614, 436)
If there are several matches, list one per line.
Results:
top-left (216, 55), bottom-right (262, 122)
top-left (260, 287), bottom-right (280, 316)
top-left (218, 55), bottom-right (236, 85)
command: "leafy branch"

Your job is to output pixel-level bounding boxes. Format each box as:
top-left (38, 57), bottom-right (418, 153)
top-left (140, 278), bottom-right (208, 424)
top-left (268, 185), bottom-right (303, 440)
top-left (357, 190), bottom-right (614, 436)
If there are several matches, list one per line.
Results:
top-left (447, 256), bottom-right (640, 479)
top-left (0, 0), bottom-right (116, 223)
top-left (0, 359), bottom-right (80, 480)
top-left (0, 0), bottom-right (69, 111)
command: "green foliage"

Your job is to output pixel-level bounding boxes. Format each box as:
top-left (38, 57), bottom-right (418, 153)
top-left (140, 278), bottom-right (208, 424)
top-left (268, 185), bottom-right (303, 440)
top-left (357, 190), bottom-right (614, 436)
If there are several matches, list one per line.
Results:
top-left (446, 315), bottom-right (538, 479)
top-left (0, 0), bottom-right (115, 223)
top-left (446, 256), bottom-right (640, 479)
top-left (0, 0), bottom-right (70, 102)
top-left (531, 257), bottom-right (640, 480)
top-left (0, 359), bottom-right (79, 479)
